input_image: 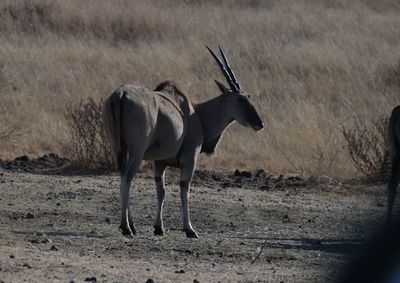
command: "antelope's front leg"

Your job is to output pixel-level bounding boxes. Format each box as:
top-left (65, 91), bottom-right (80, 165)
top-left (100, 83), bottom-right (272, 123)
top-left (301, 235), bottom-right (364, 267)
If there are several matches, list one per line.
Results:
top-left (153, 161), bottom-right (167, 236)
top-left (180, 161), bottom-right (199, 239)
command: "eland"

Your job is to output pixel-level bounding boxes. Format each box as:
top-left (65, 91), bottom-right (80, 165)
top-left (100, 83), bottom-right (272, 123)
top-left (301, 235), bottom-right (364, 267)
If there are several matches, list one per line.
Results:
top-left (103, 46), bottom-right (263, 238)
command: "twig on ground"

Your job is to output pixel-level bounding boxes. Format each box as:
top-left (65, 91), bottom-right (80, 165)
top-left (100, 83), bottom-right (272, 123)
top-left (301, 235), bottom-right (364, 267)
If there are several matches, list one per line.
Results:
top-left (251, 239), bottom-right (267, 264)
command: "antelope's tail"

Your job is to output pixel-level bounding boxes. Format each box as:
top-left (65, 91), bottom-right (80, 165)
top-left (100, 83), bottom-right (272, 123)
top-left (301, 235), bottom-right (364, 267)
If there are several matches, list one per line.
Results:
top-left (103, 90), bottom-right (127, 173)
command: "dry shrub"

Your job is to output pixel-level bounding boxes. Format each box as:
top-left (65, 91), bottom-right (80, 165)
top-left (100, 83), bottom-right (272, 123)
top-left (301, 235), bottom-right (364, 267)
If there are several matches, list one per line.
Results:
top-left (63, 97), bottom-right (113, 169)
top-left (341, 118), bottom-right (390, 181)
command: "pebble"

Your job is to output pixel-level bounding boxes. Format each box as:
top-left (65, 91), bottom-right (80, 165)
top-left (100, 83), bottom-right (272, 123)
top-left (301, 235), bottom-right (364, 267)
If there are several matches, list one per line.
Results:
top-left (26, 212), bottom-right (35, 219)
top-left (22, 263), bottom-right (32, 269)
top-left (175, 269), bottom-right (185, 274)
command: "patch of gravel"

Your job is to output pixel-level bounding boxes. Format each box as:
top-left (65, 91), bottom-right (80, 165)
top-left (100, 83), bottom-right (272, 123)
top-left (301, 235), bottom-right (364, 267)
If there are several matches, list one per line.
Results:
top-left (193, 169), bottom-right (312, 190)
top-left (0, 153), bottom-right (343, 192)
top-left (0, 153), bottom-right (69, 172)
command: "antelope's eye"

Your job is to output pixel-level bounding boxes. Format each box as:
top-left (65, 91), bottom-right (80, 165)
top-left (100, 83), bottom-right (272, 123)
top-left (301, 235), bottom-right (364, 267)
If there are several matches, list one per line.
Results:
top-left (247, 95), bottom-right (251, 99)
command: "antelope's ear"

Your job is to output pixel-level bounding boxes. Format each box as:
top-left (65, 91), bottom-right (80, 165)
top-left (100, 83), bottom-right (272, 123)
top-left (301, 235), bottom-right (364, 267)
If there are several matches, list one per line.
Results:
top-left (214, 80), bottom-right (229, 94)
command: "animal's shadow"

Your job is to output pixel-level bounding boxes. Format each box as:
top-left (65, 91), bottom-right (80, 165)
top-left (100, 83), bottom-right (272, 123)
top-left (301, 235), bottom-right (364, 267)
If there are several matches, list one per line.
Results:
top-left (231, 236), bottom-right (365, 255)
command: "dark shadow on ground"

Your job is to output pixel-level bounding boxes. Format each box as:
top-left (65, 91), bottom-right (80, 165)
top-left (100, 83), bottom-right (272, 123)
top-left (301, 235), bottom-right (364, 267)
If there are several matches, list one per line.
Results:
top-left (12, 229), bottom-right (107, 238)
top-left (230, 236), bottom-right (365, 254)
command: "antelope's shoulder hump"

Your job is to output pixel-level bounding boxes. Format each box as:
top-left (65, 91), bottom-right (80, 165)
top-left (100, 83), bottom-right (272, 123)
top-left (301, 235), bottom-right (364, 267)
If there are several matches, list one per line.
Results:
top-left (154, 81), bottom-right (194, 116)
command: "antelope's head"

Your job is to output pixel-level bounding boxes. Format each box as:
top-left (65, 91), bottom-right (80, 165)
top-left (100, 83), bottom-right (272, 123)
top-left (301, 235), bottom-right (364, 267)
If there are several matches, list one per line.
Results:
top-left (207, 46), bottom-right (264, 131)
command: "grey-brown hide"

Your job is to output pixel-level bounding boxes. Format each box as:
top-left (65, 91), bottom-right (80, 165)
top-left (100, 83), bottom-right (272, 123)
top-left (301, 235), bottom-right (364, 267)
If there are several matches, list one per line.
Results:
top-left (102, 46), bottom-right (263, 239)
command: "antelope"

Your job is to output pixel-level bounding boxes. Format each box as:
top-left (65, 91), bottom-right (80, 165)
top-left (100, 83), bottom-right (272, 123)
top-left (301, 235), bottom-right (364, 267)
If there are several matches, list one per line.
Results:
top-left (103, 46), bottom-right (263, 238)
top-left (387, 106), bottom-right (400, 225)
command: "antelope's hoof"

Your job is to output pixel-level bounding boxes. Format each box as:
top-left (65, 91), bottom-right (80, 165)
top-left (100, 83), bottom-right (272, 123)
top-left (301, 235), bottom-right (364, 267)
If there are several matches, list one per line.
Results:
top-left (128, 220), bottom-right (137, 235)
top-left (119, 224), bottom-right (135, 237)
top-left (184, 229), bottom-right (199, 239)
top-left (154, 226), bottom-right (165, 236)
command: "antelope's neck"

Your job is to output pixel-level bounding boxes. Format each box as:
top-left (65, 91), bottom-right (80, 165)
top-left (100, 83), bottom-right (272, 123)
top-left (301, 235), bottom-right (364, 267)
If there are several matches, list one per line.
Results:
top-left (195, 96), bottom-right (233, 142)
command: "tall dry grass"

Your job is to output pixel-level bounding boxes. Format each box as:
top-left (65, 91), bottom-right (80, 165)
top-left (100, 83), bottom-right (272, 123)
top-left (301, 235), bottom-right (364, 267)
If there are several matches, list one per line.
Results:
top-left (1, 0), bottom-right (400, 177)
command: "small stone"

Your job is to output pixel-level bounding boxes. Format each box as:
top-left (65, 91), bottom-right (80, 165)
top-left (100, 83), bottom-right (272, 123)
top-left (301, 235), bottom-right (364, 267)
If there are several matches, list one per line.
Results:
top-left (240, 171), bottom-right (252, 178)
top-left (9, 255), bottom-right (15, 258)
top-left (193, 280), bottom-right (200, 283)
top-left (30, 239), bottom-right (40, 244)
top-left (48, 153), bottom-right (57, 159)
top-left (41, 238), bottom-right (50, 244)
top-left (50, 245), bottom-right (58, 251)
top-left (26, 212), bottom-right (35, 219)
top-left (105, 217), bottom-right (110, 224)
top-left (84, 277), bottom-right (97, 282)
top-left (146, 279), bottom-right (155, 283)
top-left (175, 269), bottom-right (185, 274)
top-left (259, 185), bottom-right (269, 191)
top-left (15, 155), bottom-right (29, 162)
top-left (22, 263), bottom-right (32, 269)
top-left (283, 214), bottom-right (290, 223)
top-left (255, 169), bottom-right (266, 177)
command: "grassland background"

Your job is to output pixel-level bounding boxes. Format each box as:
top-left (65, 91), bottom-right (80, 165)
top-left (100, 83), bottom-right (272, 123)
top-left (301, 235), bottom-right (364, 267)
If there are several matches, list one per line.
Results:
top-left (1, 0), bottom-right (400, 177)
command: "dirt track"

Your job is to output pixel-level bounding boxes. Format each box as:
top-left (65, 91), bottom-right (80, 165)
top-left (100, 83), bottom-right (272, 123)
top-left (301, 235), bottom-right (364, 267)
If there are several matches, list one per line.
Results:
top-left (0, 166), bottom-right (388, 282)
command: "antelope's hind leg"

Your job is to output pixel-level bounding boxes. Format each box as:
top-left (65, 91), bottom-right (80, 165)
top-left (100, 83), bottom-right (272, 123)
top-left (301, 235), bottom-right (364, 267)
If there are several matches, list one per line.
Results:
top-left (119, 153), bottom-right (143, 237)
top-left (153, 161), bottom-right (167, 236)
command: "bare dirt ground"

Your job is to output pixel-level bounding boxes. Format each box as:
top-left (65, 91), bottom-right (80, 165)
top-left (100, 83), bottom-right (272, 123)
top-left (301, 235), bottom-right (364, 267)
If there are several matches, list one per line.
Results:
top-left (0, 156), bottom-right (389, 282)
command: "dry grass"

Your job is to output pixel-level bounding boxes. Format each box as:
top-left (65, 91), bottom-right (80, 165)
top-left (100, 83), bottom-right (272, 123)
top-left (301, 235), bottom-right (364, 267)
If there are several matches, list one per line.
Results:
top-left (1, 0), bottom-right (400, 177)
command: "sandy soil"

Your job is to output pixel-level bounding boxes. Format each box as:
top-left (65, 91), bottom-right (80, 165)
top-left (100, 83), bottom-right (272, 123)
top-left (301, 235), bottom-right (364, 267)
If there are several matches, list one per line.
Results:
top-left (0, 165), bottom-right (388, 283)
